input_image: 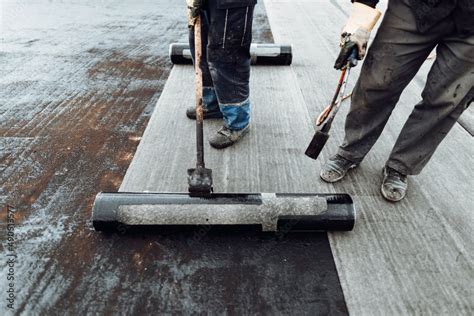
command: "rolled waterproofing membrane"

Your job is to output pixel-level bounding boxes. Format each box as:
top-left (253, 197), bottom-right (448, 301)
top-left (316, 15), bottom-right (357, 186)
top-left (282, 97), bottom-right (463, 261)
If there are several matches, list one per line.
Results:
top-left (92, 193), bottom-right (355, 232)
top-left (169, 43), bottom-right (293, 65)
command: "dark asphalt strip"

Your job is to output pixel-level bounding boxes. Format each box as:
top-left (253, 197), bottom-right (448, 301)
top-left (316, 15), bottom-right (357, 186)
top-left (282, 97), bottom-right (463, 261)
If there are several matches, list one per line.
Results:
top-left (89, 230), bottom-right (349, 315)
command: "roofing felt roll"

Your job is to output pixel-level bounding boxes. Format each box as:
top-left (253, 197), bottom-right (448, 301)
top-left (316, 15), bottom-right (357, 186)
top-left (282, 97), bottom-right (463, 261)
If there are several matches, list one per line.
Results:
top-left (92, 192), bottom-right (355, 232)
top-left (169, 43), bottom-right (293, 65)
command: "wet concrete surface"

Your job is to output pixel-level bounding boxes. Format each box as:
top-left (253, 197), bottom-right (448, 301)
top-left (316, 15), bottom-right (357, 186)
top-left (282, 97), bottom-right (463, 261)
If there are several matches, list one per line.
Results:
top-left (0, 1), bottom-right (348, 315)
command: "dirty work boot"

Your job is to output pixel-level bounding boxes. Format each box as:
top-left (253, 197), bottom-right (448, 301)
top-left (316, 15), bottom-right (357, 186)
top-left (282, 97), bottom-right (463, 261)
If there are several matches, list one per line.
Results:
top-left (320, 154), bottom-right (358, 183)
top-left (209, 125), bottom-right (250, 149)
top-left (381, 166), bottom-right (407, 202)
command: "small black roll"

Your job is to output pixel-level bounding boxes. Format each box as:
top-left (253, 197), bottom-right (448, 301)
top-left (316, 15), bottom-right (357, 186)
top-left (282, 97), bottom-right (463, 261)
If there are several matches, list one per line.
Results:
top-left (169, 43), bottom-right (292, 65)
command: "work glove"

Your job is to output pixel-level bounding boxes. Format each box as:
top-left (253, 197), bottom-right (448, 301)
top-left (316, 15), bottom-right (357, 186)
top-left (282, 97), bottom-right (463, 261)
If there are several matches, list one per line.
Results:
top-left (187, 0), bottom-right (206, 27)
top-left (334, 2), bottom-right (381, 70)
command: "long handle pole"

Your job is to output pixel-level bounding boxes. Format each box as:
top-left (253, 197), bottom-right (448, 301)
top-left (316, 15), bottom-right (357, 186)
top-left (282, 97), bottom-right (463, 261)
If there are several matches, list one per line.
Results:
top-left (194, 15), bottom-right (205, 169)
top-left (316, 49), bottom-right (358, 127)
top-left (320, 67), bottom-right (352, 133)
top-left (316, 68), bottom-right (347, 126)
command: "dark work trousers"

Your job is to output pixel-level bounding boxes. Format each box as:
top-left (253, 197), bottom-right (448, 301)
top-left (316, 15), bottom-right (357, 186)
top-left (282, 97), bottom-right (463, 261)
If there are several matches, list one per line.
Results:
top-left (338, 0), bottom-right (474, 175)
top-left (189, 1), bottom-right (255, 131)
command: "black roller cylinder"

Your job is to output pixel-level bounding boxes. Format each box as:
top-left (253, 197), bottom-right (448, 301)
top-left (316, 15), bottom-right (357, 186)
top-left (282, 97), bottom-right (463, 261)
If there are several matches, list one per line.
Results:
top-left (92, 192), bottom-right (355, 233)
top-left (170, 43), bottom-right (193, 65)
top-left (169, 43), bottom-right (293, 65)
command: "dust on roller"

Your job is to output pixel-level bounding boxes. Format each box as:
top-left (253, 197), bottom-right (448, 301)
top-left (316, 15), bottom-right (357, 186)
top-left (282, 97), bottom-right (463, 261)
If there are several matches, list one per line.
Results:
top-left (92, 192), bottom-right (355, 233)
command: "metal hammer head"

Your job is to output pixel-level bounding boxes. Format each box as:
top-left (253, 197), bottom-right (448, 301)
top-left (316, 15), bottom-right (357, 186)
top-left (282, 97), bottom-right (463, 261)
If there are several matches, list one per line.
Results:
top-left (305, 130), bottom-right (329, 160)
top-left (187, 167), bottom-right (213, 195)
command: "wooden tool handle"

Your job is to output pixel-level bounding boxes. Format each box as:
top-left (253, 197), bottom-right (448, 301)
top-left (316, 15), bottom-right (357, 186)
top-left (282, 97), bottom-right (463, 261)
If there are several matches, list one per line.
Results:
top-left (194, 15), bottom-right (205, 168)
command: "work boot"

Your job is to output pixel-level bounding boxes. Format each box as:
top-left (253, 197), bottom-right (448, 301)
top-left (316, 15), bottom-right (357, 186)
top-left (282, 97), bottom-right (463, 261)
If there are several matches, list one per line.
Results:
top-left (381, 166), bottom-right (407, 202)
top-left (186, 107), bottom-right (223, 120)
top-left (320, 154), bottom-right (358, 183)
top-left (209, 125), bottom-right (250, 149)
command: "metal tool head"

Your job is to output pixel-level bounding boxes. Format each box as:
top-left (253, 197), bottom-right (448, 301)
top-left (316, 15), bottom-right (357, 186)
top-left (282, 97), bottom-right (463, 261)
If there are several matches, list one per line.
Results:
top-left (305, 130), bottom-right (329, 160)
top-left (187, 167), bottom-right (213, 195)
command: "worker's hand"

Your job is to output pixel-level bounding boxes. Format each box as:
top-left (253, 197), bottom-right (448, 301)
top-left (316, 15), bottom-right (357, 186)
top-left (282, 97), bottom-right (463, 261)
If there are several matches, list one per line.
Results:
top-left (187, 0), bottom-right (206, 27)
top-left (334, 2), bottom-right (381, 70)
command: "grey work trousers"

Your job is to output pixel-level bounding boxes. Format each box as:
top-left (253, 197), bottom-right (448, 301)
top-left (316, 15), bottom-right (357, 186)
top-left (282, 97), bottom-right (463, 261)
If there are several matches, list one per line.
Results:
top-left (338, 0), bottom-right (474, 175)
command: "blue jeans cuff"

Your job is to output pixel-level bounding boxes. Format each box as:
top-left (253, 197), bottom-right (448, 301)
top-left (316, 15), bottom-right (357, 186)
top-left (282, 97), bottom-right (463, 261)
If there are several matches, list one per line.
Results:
top-left (219, 98), bottom-right (251, 130)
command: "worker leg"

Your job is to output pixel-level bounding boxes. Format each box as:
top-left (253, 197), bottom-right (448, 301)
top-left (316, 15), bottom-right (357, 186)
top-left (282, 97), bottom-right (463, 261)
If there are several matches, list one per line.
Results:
top-left (206, 1), bottom-right (254, 130)
top-left (189, 8), bottom-right (219, 112)
top-left (386, 34), bottom-right (474, 175)
top-left (337, 0), bottom-right (443, 163)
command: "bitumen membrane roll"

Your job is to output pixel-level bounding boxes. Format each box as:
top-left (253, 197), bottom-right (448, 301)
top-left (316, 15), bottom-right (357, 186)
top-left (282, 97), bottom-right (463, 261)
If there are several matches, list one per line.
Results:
top-left (92, 192), bottom-right (355, 232)
top-left (169, 43), bottom-right (293, 65)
